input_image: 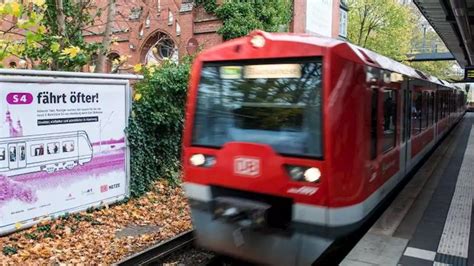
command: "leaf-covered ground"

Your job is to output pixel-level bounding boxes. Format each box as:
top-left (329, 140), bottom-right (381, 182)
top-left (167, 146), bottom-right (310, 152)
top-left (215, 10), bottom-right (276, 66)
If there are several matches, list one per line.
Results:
top-left (0, 180), bottom-right (192, 264)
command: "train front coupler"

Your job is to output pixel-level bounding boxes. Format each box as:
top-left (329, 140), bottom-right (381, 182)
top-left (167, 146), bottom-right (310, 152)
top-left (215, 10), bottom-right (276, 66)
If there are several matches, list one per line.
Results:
top-left (212, 197), bottom-right (270, 229)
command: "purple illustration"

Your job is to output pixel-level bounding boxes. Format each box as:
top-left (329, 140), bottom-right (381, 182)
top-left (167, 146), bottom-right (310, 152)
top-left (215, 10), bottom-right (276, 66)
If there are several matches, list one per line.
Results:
top-left (0, 175), bottom-right (36, 203)
top-left (5, 109), bottom-right (23, 137)
top-left (0, 146), bottom-right (125, 206)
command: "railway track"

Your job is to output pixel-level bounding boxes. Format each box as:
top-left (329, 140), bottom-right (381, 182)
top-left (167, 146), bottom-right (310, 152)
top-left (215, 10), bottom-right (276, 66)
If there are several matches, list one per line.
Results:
top-left (116, 230), bottom-right (196, 266)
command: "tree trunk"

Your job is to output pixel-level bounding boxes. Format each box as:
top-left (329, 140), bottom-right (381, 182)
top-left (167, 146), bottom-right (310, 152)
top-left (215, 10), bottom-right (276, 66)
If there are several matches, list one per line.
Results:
top-left (52, 0), bottom-right (66, 70)
top-left (357, 2), bottom-right (368, 45)
top-left (55, 0), bottom-right (66, 38)
top-left (95, 0), bottom-right (116, 73)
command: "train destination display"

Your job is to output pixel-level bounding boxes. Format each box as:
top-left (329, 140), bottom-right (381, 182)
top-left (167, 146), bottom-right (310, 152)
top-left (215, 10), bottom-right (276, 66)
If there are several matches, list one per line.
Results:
top-left (0, 71), bottom-right (133, 235)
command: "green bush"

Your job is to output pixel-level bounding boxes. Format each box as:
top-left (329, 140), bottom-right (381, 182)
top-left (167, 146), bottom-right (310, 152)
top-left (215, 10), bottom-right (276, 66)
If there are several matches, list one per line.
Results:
top-left (127, 59), bottom-right (192, 197)
top-left (195, 0), bottom-right (293, 40)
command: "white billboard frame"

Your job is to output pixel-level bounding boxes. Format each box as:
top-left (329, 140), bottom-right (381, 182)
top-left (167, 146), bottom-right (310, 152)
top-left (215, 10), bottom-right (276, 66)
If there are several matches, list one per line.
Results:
top-left (0, 69), bottom-right (141, 235)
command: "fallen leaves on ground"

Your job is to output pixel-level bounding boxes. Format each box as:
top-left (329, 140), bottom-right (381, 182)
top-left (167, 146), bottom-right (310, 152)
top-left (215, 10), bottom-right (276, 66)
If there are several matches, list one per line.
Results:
top-left (0, 180), bottom-right (192, 265)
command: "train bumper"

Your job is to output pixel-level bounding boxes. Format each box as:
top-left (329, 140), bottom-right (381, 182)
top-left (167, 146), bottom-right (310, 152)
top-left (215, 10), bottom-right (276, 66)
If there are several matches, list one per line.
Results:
top-left (190, 205), bottom-right (333, 266)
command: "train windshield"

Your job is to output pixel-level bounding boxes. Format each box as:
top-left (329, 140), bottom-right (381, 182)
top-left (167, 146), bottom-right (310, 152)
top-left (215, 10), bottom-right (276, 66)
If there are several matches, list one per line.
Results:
top-left (192, 58), bottom-right (323, 158)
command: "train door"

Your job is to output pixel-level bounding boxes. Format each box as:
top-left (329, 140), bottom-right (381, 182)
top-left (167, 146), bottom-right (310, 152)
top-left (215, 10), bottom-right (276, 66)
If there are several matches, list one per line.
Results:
top-left (400, 77), bottom-right (410, 175)
top-left (8, 142), bottom-right (26, 170)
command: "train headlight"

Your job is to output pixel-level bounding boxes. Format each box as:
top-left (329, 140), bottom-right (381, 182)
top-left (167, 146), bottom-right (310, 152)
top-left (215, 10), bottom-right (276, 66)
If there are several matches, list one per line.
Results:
top-left (304, 167), bottom-right (321, 183)
top-left (189, 154), bottom-right (216, 167)
top-left (250, 35), bottom-right (265, 48)
top-left (190, 154), bottom-right (205, 166)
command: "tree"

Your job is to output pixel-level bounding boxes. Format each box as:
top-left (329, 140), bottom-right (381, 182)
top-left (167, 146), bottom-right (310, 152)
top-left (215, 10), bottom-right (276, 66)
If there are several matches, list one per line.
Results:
top-left (0, 0), bottom-right (126, 72)
top-left (347, 0), bottom-right (462, 80)
top-left (0, 0), bottom-right (103, 71)
top-left (406, 7), bottom-right (463, 81)
top-left (95, 0), bottom-right (116, 73)
top-left (195, 0), bottom-right (293, 40)
top-left (347, 0), bottom-right (414, 61)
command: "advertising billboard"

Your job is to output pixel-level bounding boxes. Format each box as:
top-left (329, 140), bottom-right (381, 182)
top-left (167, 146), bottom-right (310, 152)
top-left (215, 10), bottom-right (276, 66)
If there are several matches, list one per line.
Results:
top-left (0, 70), bottom-right (135, 235)
top-left (306, 0), bottom-right (334, 37)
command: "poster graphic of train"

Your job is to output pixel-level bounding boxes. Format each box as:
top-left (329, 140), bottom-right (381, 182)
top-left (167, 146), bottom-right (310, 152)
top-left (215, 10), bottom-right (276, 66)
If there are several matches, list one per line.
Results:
top-left (0, 131), bottom-right (93, 176)
top-left (0, 74), bottom-right (131, 235)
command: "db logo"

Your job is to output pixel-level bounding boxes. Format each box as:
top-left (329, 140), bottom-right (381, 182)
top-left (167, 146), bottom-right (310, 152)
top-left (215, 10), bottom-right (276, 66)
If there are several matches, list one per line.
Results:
top-left (234, 157), bottom-right (260, 177)
top-left (100, 185), bottom-right (108, 193)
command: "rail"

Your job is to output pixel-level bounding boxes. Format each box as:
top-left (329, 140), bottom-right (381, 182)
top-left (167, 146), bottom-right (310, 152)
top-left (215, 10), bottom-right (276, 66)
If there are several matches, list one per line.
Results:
top-left (115, 230), bottom-right (195, 266)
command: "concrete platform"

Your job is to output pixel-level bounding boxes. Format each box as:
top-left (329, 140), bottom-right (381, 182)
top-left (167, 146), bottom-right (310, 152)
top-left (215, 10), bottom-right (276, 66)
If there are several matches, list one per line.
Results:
top-left (342, 113), bottom-right (474, 266)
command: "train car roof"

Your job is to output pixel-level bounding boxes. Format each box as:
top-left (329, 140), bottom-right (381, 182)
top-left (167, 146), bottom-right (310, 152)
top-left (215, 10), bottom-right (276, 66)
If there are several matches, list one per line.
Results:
top-left (198, 31), bottom-right (456, 89)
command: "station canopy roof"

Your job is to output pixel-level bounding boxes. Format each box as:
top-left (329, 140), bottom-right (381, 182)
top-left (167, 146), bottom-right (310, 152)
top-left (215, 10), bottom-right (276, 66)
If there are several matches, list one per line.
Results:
top-left (414, 0), bottom-right (474, 67)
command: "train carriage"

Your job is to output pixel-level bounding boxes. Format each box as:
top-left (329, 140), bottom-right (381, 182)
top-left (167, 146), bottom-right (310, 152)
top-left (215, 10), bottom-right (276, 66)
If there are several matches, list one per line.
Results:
top-left (0, 131), bottom-right (93, 177)
top-left (182, 31), bottom-right (466, 265)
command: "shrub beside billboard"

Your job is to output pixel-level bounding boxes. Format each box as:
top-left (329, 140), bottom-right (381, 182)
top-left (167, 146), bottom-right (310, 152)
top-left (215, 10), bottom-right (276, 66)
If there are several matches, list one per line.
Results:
top-left (0, 73), bottom-right (131, 235)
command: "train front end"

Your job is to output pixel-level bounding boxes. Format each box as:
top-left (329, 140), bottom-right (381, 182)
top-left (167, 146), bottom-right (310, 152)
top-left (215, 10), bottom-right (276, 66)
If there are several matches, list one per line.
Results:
top-left (182, 32), bottom-right (332, 266)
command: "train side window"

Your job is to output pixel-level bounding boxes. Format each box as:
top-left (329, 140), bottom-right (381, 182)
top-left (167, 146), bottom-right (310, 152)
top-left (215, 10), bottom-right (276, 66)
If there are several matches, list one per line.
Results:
top-left (438, 92), bottom-right (443, 118)
top-left (422, 92), bottom-right (429, 129)
top-left (448, 93), bottom-right (451, 114)
top-left (443, 92), bottom-right (448, 117)
top-left (9, 146), bottom-right (16, 162)
top-left (432, 92), bottom-right (436, 122)
top-left (411, 91), bottom-right (422, 135)
top-left (404, 89), bottom-right (412, 142)
top-left (47, 142), bottom-right (60, 155)
top-left (31, 144), bottom-right (44, 157)
top-left (370, 88), bottom-right (378, 159)
top-left (382, 90), bottom-right (397, 152)
top-left (427, 92), bottom-right (434, 126)
top-left (62, 141), bottom-right (75, 153)
top-left (435, 91), bottom-right (440, 121)
top-left (0, 148), bottom-right (5, 161)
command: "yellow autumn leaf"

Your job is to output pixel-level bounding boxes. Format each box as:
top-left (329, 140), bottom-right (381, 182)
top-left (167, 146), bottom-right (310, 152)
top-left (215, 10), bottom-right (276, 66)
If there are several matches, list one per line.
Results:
top-left (133, 64), bottom-right (142, 73)
top-left (61, 46), bottom-right (81, 59)
top-left (32, 0), bottom-right (46, 6)
top-left (16, 18), bottom-right (27, 28)
top-left (134, 93), bottom-right (142, 101)
top-left (15, 222), bottom-right (22, 229)
top-left (119, 55), bottom-right (128, 63)
top-left (10, 2), bottom-right (21, 17)
top-left (30, 11), bottom-right (39, 21)
top-left (50, 42), bottom-right (60, 52)
top-left (37, 25), bottom-right (46, 34)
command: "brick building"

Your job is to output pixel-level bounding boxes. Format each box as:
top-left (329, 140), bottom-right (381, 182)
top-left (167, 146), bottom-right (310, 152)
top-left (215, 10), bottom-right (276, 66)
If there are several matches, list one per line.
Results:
top-left (2, 0), bottom-right (348, 72)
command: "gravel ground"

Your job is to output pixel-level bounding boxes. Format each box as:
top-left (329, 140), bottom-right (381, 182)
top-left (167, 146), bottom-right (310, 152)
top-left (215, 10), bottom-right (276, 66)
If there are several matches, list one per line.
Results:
top-left (158, 247), bottom-right (215, 265)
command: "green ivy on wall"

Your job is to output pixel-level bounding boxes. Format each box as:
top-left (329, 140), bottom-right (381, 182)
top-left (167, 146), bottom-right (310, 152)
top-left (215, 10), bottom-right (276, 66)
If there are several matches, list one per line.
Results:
top-left (194, 0), bottom-right (293, 40)
top-left (194, 0), bottom-right (218, 13)
top-left (127, 59), bottom-right (191, 197)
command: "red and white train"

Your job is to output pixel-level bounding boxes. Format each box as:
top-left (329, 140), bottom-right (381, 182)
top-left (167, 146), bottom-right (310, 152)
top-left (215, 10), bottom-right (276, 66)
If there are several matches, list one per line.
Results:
top-left (182, 31), bottom-right (466, 265)
top-left (0, 131), bottom-right (93, 176)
